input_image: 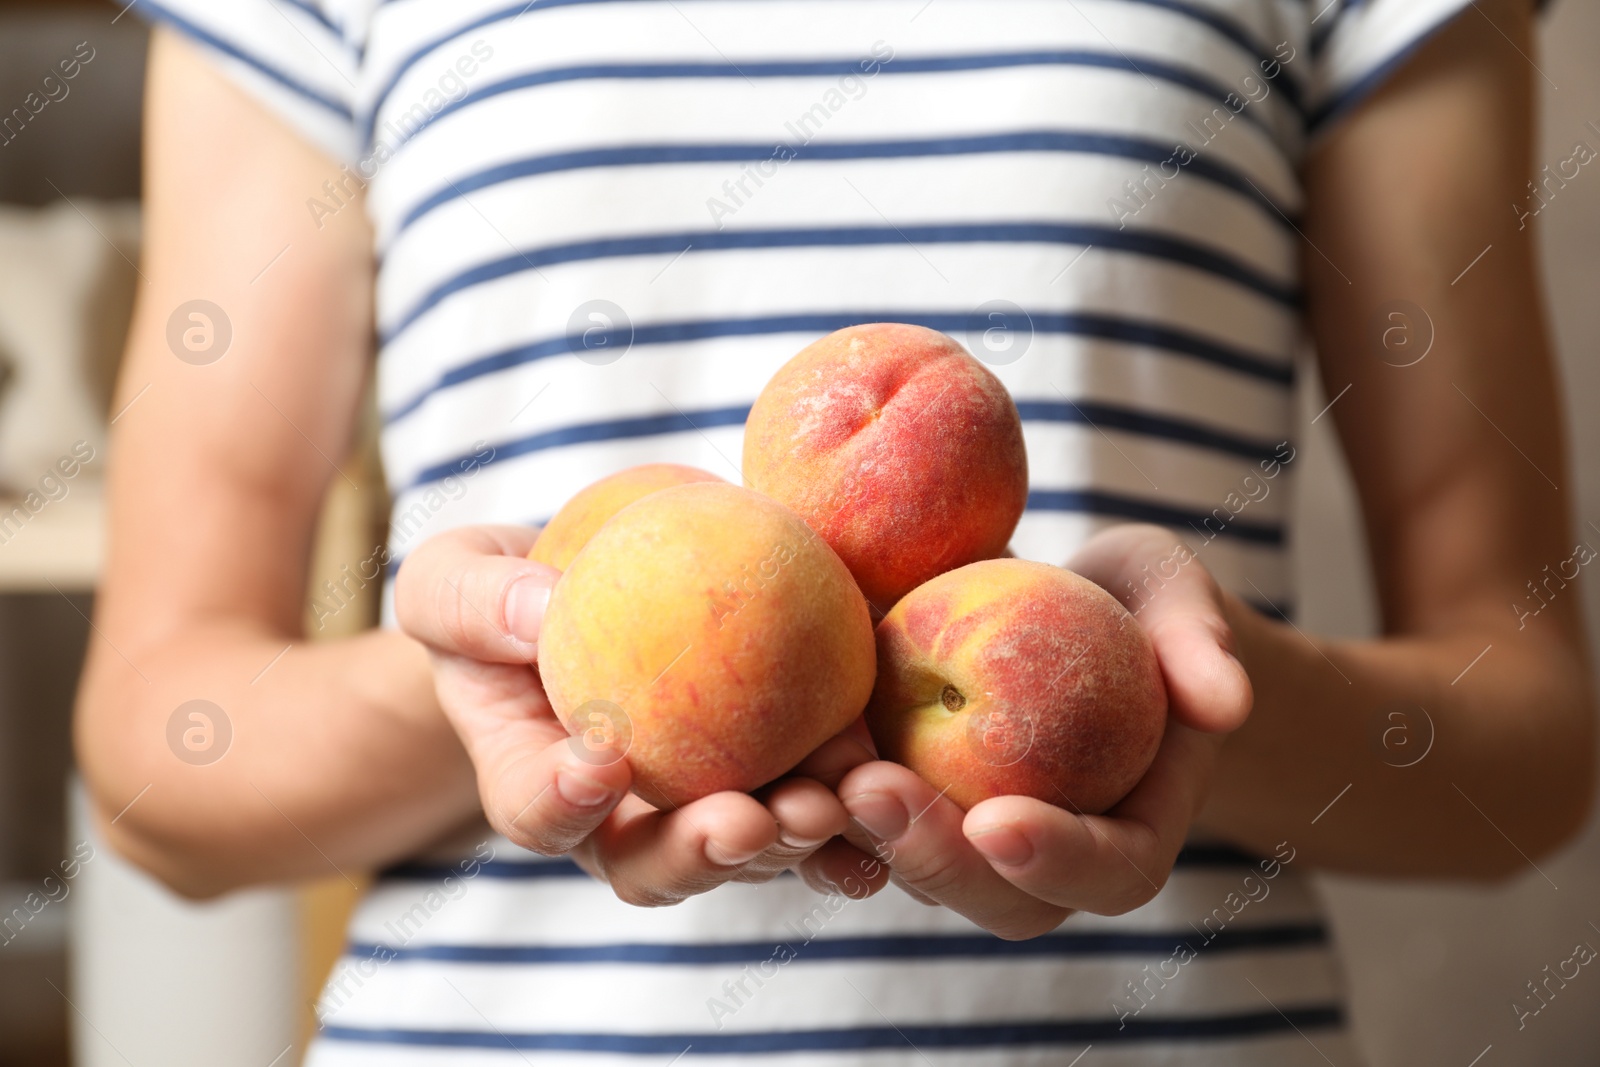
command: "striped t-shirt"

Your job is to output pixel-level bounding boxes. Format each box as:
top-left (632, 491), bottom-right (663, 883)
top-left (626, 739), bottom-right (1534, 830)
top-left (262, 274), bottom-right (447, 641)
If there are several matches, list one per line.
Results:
top-left (149, 1), bottom-right (1472, 1062)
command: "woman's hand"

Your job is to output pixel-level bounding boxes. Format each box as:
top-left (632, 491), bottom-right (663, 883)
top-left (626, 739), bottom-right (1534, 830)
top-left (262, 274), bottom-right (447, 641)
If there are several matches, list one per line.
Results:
top-left (395, 525), bottom-right (872, 905)
top-left (808, 524), bottom-right (1253, 938)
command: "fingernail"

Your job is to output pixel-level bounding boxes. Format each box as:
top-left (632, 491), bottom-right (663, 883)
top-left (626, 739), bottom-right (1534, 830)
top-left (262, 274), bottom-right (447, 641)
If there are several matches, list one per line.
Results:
top-left (778, 827), bottom-right (829, 850)
top-left (506, 576), bottom-right (551, 643)
top-left (707, 840), bottom-right (764, 867)
top-left (968, 826), bottom-right (1034, 867)
top-left (846, 792), bottom-right (909, 842)
top-left (555, 768), bottom-right (614, 808)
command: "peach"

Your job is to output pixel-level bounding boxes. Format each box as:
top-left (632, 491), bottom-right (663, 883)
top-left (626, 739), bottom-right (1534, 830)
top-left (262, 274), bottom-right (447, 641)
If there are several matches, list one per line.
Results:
top-left (537, 482), bottom-right (876, 809)
top-left (865, 558), bottom-right (1166, 813)
top-left (742, 323), bottom-right (1028, 610)
top-left (529, 463), bottom-right (723, 570)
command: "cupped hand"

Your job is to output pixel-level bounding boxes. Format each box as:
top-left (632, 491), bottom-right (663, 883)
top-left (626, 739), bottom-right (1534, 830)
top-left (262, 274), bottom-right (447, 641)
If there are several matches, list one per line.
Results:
top-left (394, 525), bottom-right (873, 906)
top-left (813, 524), bottom-right (1253, 938)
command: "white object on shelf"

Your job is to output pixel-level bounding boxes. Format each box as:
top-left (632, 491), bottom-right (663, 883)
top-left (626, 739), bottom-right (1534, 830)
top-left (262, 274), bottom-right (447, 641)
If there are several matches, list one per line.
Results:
top-left (0, 201), bottom-right (137, 495)
top-left (0, 477), bottom-right (104, 592)
top-left (68, 781), bottom-right (302, 1067)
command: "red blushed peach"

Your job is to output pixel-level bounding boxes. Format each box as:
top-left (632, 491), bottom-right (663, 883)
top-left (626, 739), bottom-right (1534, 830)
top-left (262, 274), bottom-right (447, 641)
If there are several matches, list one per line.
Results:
top-left (529, 463), bottom-right (723, 570)
top-left (742, 323), bottom-right (1028, 610)
top-left (865, 558), bottom-right (1166, 813)
top-left (538, 482), bottom-right (876, 809)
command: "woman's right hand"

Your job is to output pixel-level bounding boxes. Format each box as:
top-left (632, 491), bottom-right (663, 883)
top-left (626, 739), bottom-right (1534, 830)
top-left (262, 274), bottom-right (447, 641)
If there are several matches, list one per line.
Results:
top-left (394, 525), bottom-right (878, 906)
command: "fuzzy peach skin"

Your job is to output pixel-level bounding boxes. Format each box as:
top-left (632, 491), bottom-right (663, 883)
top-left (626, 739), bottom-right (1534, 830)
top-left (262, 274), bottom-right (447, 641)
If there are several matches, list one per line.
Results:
top-left (537, 482), bottom-right (877, 809)
top-left (528, 463), bottom-right (723, 570)
top-left (742, 323), bottom-right (1028, 610)
top-left (864, 558), bottom-right (1166, 813)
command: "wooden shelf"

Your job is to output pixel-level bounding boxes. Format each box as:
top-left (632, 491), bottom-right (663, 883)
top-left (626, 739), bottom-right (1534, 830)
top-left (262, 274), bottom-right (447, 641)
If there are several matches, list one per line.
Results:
top-left (0, 479), bottom-right (103, 593)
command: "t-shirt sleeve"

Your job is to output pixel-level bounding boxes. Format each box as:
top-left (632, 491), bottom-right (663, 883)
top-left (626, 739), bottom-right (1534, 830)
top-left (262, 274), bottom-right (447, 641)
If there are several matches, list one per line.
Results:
top-left (139, 0), bottom-right (363, 164)
top-left (1306, 0), bottom-right (1475, 132)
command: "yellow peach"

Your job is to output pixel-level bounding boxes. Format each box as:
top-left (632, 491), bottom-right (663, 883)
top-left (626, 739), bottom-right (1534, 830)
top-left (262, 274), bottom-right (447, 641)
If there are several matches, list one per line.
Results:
top-left (529, 463), bottom-right (723, 570)
top-left (866, 558), bottom-right (1166, 813)
top-left (538, 482), bottom-right (876, 808)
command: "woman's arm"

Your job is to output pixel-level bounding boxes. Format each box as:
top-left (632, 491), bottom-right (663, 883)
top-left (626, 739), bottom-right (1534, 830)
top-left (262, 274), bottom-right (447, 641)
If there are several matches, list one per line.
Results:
top-left (80, 29), bottom-right (867, 900)
top-left (824, 0), bottom-right (1593, 939)
top-left (1203, 0), bottom-right (1587, 870)
top-left (1201, 0), bottom-right (1595, 875)
top-left (75, 29), bottom-right (481, 897)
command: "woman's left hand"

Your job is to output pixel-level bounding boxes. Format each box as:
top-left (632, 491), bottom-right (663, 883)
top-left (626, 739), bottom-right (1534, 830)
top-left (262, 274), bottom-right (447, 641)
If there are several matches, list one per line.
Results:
top-left (800, 524), bottom-right (1254, 939)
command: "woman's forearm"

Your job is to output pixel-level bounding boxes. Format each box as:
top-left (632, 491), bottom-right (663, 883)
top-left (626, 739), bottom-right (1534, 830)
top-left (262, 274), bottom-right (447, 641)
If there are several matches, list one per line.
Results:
top-left (77, 623), bottom-right (479, 898)
top-left (1198, 594), bottom-right (1594, 878)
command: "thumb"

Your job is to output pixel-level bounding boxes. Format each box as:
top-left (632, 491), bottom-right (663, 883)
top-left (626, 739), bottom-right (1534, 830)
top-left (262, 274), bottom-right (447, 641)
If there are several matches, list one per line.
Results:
top-left (396, 525), bottom-right (558, 663)
top-left (1067, 524), bottom-right (1252, 734)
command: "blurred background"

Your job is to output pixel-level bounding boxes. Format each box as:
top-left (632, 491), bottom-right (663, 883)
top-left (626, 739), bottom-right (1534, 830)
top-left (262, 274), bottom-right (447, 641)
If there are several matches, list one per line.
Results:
top-left (0, 4), bottom-right (381, 1064)
top-left (0, 0), bottom-right (1595, 1064)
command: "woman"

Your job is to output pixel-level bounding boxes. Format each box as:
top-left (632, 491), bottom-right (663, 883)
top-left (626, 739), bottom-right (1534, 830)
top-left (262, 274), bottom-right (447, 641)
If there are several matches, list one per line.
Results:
top-left (79, 0), bottom-right (1592, 1062)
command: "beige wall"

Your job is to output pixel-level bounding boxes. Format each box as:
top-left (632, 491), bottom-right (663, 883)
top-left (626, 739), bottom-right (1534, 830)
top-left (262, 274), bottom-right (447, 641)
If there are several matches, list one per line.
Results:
top-left (1297, 3), bottom-right (1600, 1062)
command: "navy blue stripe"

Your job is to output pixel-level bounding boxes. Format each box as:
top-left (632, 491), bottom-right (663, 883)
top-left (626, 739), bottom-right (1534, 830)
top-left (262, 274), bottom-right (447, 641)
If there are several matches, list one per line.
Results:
top-left (344, 924), bottom-right (1326, 966)
top-left (1177, 842), bottom-right (1269, 866)
top-left (389, 131), bottom-right (1295, 242)
top-left (404, 407), bottom-right (749, 492)
top-left (397, 407), bottom-right (730, 490)
top-left (1120, 0), bottom-right (1306, 112)
top-left (1308, 2), bottom-right (1471, 132)
top-left (356, 0), bottom-right (1292, 147)
top-left (362, 0), bottom-right (634, 146)
top-left (139, 0), bottom-right (353, 120)
top-left (382, 50), bottom-right (1284, 157)
top-left (382, 223), bottom-right (1298, 344)
top-left (385, 310), bottom-right (1291, 428)
top-left (1029, 489), bottom-right (1284, 545)
top-left (1253, 597), bottom-right (1296, 623)
top-left (377, 842), bottom-right (1269, 884)
top-left (1014, 400), bottom-right (1287, 462)
top-left (322, 1008), bottom-right (1344, 1051)
top-left (379, 858), bottom-right (588, 881)
top-left (274, 0), bottom-right (349, 42)
top-left (377, 0), bottom-right (1312, 143)
top-left (1309, 1), bottom-right (1343, 58)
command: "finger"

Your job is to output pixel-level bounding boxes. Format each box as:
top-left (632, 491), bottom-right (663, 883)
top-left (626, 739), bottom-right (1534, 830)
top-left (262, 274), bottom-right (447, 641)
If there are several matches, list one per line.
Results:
top-left (788, 727), bottom-right (876, 790)
top-left (587, 792), bottom-right (779, 907)
top-left (839, 761), bottom-right (1070, 939)
top-left (427, 648), bottom-right (630, 856)
top-left (425, 642), bottom-right (555, 736)
top-left (1068, 524), bottom-right (1252, 733)
top-left (725, 721), bottom-right (877, 885)
top-left (964, 723), bottom-right (1220, 914)
top-left (730, 777), bottom-right (852, 883)
top-left (796, 837), bottom-right (895, 899)
top-left (1147, 611), bottom-right (1253, 733)
top-left (395, 524), bottom-right (556, 663)
top-left (460, 691), bottom-right (633, 856)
